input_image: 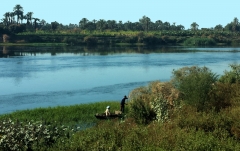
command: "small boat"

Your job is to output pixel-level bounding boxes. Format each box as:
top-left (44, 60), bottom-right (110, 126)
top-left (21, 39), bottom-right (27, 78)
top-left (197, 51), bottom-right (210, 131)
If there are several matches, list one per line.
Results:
top-left (95, 111), bottom-right (123, 119)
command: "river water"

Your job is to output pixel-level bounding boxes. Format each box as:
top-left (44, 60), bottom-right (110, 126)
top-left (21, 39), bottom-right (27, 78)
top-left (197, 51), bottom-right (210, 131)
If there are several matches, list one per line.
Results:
top-left (1, 46), bottom-right (240, 114)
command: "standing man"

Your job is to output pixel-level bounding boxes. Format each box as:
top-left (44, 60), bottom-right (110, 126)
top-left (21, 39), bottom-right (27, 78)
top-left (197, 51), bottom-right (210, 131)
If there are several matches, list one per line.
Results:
top-left (120, 95), bottom-right (128, 113)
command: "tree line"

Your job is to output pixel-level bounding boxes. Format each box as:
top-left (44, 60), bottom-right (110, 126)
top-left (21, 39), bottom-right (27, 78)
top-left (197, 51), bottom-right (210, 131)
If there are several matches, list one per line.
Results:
top-left (0, 4), bottom-right (240, 34)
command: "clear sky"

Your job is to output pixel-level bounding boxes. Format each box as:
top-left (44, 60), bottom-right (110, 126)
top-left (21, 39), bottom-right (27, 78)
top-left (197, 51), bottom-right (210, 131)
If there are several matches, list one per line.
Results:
top-left (1, 0), bottom-right (239, 29)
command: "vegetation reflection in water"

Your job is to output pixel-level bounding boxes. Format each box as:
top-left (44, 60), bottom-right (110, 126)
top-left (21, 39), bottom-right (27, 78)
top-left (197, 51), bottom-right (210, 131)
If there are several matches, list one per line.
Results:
top-left (2, 45), bottom-right (240, 58)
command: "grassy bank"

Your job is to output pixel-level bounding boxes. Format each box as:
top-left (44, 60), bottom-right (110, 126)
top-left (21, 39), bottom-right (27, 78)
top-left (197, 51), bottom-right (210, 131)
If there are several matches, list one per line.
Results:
top-left (1, 97), bottom-right (240, 150)
top-left (2, 30), bottom-right (240, 46)
top-left (0, 101), bottom-right (122, 124)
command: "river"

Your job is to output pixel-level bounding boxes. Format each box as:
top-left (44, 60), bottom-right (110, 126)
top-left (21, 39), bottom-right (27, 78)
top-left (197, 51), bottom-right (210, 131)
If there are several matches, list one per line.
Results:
top-left (0, 46), bottom-right (240, 114)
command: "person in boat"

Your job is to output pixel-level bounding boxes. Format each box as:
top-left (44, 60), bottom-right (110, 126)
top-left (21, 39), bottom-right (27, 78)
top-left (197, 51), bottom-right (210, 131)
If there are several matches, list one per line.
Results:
top-left (120, 95), bottom-right (128, 113)
top-left (105, 106), bottom-right (111, 116)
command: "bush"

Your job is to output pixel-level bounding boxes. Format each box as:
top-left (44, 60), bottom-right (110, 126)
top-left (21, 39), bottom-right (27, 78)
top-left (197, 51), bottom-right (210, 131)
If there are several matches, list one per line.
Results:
top-left (171, 66), bottom-right (218, 111)
top-left (8, 24), bottom-right (26, 34)
top-left (184, 37), bottom-right (216, 46)
top-left (129, 97), bottom-right (156, 125)
top-left (124, 36), bottom-right (138, 44)
top-left (219, 64), bottom-right (240, 84)
top-left (129, 81), bottom-right (181, 124)
top-left (63, 37), bottom-right (80, 45)
top-left (208, 82), bottom-right (233, 111)
top-left (83, 36), bottom-right (97, 46)
top-left (142, 35), bottom-right (161, 45)
top-left (0, 118), bottom-right (73, 151)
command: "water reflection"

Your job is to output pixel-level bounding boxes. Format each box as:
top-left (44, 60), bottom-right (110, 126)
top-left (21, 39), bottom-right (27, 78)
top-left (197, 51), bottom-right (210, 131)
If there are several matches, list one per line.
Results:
top-left (0, 45), bottom-right (193, 58)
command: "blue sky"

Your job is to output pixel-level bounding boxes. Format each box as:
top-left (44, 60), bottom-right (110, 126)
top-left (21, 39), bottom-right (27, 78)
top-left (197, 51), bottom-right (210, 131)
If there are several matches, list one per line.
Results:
top-left (2, 0), bottom-right (239, 29)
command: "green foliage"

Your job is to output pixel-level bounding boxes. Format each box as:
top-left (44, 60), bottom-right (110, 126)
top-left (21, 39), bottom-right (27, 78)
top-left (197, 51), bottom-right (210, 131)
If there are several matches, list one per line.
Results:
top-left (0, 26), bottom-right (10, 34)
top-left (62, 104), bottom-right (240, 150)
top-left (83, 36), bottom-right (97, 46)
top-left (129, 81), bottom-right (181, 124)
top-left (184, 37), bottom-right (216, 46)
top-left (124, 36), bottom-right (138, 44)
top-left (8, 24), bottom-right (26, 34)
top-left (171, 66), bottom-right (218, 111)
top-left (129, 97), bottom-right (156, 125)
top-left (208, 82), bottom-right (233, 112)
top-left (219, 64), bottom-right (240, 83)
top-left (1, 97), bottom-right (240, 150)
top-left (0, 101), bottom-right (121, 124)
top-left (142, 35), bottom-right (161, 45)
top-left (0, 118), bottom-right (73, 151)
top-left (150, 94), bottom-right (170, 122)
top-left (63, 36), bottom-right (81, 45)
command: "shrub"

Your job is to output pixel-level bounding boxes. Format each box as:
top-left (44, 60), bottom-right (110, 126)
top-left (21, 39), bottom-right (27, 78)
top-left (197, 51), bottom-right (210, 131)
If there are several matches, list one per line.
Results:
top-left (142, 35), bottom-right (161, 45)
top-left (0, 118), bottom-right (73, 151)
top-left (8, 24), bottom-right (26, 34)
top-left (124, 36), bottom-right (138, 44)
top-left (83, 36), bottom-right (97, 46)
top-left (219, 64), bottom-right (240, 84)
top-left (129, 97), bottom-right (156, 125)
top-left (129, 81), bottom-right (181, 124)
top-left (208, 82), bottom-right (233, 112)
top-left (171, 66), bottom-right (218, 111)
top-left (63, 37), bottom-right (80, 45)
top-left (184, 37), bottom-right (216, 46)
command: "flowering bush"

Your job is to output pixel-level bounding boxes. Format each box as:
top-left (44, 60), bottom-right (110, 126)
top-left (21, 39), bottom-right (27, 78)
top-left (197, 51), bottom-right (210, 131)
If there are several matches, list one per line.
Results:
top-left (0, 118), bottom-right (73, 150)
top-left (129, 81), bottom-right (181, 124)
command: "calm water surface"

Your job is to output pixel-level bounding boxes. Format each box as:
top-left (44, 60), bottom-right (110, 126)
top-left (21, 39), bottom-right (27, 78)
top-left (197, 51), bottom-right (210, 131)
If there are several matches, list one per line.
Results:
top-left (1, 46), bottom-right (240, 114)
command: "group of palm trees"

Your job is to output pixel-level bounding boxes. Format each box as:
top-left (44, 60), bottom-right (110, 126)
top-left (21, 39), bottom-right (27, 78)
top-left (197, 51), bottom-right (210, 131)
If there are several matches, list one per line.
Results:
top-left (78, 16), bottom-right (186, 32)
top-left (1, 4), bottom-right (46, 29)
top-left (1, 4), bottom-right (240, 33)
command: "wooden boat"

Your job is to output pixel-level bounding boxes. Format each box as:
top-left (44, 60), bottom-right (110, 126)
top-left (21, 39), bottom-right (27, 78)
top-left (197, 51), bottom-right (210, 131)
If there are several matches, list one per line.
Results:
top-left (95, 111), bottom-right (123, 119)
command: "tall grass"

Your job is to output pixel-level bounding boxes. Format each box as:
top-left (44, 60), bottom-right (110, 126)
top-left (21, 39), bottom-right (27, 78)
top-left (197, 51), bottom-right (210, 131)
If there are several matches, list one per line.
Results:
top-left (0, 101), bottom-right (121, 125)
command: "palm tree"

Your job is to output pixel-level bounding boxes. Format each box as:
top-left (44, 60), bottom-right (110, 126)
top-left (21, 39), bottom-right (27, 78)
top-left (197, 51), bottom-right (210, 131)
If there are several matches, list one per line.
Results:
top-left (20, 12), bottom-right (24, 24)
top-left (10, 12), bottom-right (15, 24)
top-left (191, 22), bottom-right (199, 31)
top-left (214, 24), bottom-right (223, 31)
top-left (32, 18), bottom-right (40, 30)
top-left (25, 12), bottom-right (33, 25)
top-left (1, 18), bottom-right (8, 26)
top-left (176, 24), bottom-right (185, 30)
top-left (51, 21), bottom-right (59, 30)
top-left (155, 20), bottom-right (163, 30)
top-left (13, 4), bottom-right (24, 24)
top-left (232, 17), bottom-right (239, 32)
top-left (124, 21), bottom-right (132, 30)
top-left (107, 20), bottom-right (116, 30)
top-left (96, 19), bottom-right (106, 31)
top-left (3, 12), bottom-right (10, 26)
top-left (40, 19), bottom-right (46, 26)
top-left (79, 18), bottom-right (89, 29)
top-left (139, 15), bottom-right (151, 32)
top-left (163, 22), bottom-right (170, 30)
top-left (118, 20), bottom-right (123, 30)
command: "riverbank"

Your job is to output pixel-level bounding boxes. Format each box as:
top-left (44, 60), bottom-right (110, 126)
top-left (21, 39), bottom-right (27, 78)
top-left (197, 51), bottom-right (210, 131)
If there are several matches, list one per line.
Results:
top-left (1, 98), bottom-right (240, 150)
top-left (1, 30), bottom-right (240, 46)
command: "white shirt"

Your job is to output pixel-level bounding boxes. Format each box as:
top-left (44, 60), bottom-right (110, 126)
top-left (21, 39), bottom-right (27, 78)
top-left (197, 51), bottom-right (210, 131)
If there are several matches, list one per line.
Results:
top-left (105, 108), bottom-right (110, 116)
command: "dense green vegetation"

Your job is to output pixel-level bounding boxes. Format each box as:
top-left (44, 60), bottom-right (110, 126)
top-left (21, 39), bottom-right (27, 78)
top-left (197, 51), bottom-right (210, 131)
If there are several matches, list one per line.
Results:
top-left (1, 5), bottom-right (240, 46)
top-left (1, 64), bottom-right (240, 150)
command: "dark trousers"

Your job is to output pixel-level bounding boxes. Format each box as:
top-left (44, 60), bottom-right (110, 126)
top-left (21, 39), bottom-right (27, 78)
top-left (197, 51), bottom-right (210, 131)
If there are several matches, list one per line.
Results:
top-left (120, 105), bottom-right (125, 113)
